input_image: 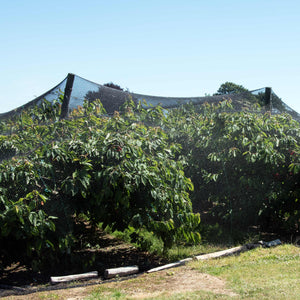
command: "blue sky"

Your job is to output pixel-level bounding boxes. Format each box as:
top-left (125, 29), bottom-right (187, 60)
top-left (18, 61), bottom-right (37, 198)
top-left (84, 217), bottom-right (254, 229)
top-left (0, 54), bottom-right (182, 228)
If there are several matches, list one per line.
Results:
top-left (1, 0), bottom-right (299, 113)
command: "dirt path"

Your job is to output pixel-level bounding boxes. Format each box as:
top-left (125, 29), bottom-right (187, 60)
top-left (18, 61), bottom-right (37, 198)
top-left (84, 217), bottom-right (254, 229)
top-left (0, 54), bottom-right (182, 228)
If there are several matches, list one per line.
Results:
top-left (1, 228), bottom-right (238, 299)
top-left (4, 266), bottom-right (237, 299)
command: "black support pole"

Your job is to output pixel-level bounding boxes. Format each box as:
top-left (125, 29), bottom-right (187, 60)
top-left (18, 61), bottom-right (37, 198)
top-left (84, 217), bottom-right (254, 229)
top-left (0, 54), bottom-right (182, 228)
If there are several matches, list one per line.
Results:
top-left (60, 73), bottom-right (75, 119)
top-left (265, 87), bottom-right (272, 112)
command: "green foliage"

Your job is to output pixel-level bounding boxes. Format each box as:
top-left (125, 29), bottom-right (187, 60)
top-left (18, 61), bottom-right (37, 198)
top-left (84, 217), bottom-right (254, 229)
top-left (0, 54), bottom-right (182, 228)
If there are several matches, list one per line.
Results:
top-left (215, 81), bottom-right (248, 95)
top-left (164, 100), bottom-right (300, 234)
top-left (1, 92), bottom-right (299, 273)
top-left (0, 190), bottom-right (56, 270)
top-left (103, 82), bottom-right (124, 91)
top-left (0, 98), bottom-right (200, 271)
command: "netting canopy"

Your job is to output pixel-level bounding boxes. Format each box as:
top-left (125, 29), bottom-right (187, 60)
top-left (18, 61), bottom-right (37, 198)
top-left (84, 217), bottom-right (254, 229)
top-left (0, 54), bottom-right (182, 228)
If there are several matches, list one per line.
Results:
top-left (1, 73), bottom-right (299, 121)
top-left (0, 73), bottom-right (299, 252)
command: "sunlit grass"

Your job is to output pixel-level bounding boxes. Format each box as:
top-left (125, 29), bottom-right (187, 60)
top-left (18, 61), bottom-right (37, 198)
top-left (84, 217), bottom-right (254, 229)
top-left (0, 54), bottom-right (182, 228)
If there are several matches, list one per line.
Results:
top-left (84, 244), bottom-right (299, 300)
top-left (85, 286), bottom-right (127, 300)
top-left (191, 244), bottom-right (300, 299)
top-left (142, 291), bottom-right (232, 299)
top-left (37, 293), bottom-right (60, 299)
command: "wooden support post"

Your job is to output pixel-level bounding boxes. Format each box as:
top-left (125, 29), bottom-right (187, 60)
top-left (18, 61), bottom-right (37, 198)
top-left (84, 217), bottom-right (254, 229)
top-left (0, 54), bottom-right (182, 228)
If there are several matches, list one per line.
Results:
top-left (104, 265), bottom-right (139, 279)
top-left (104, 266), bottom-right (139, 279)
top-left (194, 246), bottom-right (246, 260)
top-left (60, 73), bottom-right (75, 119)
top-left (147, 258), bottom-right (193, 273)
top-left (50, 271), bottom-right (98, 284)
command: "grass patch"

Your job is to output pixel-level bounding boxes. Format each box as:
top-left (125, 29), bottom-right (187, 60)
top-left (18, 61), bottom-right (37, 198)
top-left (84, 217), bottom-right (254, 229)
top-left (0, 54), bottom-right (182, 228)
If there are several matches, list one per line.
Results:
top-left (142, 291), bottom-right (233, 299)
top-left (166, 244), bottom-right (226, 261)
top-left (85, 286), bottom-right (127, 300)
top-left (191, 244), bottom-right (300, 299)
top-left (104, 222), bottom-right (266, 263)
top-left (103, 224), bottom-right (229, 261)
top-left (38, 293), bottom-right (60, 299)
top-left (82, 244), bottom-right (299, 299)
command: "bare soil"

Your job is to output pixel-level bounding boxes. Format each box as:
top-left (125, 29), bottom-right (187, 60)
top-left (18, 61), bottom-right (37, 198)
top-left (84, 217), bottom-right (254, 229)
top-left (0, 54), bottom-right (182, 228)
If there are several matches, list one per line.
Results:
top-left (0, 228), bottom-right (238, 299)
top-left (2, 266), bottom-right (237, 299)
top-left (0, 230), bottom-right (167, 298)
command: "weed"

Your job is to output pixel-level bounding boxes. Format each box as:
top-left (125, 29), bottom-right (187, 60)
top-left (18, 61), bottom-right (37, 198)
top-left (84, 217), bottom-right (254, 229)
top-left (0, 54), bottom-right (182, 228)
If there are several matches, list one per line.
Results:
top-left (38, 293), bottom-right (59, 299)
top-left (85, 286), bottom-right (126, 300)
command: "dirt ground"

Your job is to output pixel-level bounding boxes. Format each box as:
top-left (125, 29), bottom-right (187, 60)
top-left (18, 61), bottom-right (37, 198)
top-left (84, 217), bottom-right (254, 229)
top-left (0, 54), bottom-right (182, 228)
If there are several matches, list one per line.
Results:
top-left (2, 266), bottom-right (237, 299)
top-left (0, 228), bottom-right (237, 299)
top-left (0, 229), bottom-right (167, 298)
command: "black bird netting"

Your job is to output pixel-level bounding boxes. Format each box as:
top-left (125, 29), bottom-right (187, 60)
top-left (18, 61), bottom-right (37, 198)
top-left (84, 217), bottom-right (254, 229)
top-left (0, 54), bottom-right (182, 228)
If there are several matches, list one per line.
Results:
top-left (0, 74), bottom-right (299, 274)
top-left (1, 73), bottom-right (299, 120)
